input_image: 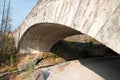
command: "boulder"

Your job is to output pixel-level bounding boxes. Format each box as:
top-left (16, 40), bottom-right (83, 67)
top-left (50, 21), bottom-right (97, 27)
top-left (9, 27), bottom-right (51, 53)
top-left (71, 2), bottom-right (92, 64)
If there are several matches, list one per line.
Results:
top-left (28, 69), bottom-right (44, 80)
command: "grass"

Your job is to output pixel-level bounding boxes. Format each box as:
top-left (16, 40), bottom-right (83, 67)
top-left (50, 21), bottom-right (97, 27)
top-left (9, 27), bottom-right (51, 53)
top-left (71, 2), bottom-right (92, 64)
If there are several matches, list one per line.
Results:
top-left (26, 61), bottom-right (35, 74)
top-left (50, 52), bottom-right (59, 58)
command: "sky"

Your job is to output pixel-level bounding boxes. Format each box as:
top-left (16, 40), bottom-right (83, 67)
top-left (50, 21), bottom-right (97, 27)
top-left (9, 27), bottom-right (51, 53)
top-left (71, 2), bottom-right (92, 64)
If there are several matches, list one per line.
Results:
top-left (3, 0), bottom-right (38, 30)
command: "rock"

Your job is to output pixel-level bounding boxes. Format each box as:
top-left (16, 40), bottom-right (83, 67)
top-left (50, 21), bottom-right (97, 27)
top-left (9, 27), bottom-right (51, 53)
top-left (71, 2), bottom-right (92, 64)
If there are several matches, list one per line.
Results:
top-left (28, 69), bottom-right (44, 80)
top-left (14, 69), bottom-right (44, 80)
top-left (17, 54), bottom-right (43, 71)
top-left (41, 60), bottom-right (104, 80)
top-left (14, 71), bottom-right (29, 80)
top-left (34, 57), bottom-right (43, 65)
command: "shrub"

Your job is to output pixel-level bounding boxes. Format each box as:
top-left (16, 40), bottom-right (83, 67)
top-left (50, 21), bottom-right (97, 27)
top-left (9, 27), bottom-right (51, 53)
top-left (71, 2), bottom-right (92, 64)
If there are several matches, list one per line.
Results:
top-left (0, 36), bottom-right (17, 72)
top-left (51, 40), bottom-right (93, 60)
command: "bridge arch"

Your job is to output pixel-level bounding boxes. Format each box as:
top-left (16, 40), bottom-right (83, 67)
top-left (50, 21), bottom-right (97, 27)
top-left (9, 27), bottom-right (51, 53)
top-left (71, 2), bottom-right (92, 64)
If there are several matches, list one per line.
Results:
top-left (19, 23), bottom-right (81, 53)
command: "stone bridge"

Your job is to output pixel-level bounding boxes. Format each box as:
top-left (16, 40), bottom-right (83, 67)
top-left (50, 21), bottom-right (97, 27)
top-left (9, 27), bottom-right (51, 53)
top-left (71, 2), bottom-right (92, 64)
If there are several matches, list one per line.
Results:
top-left (14, 0), bottom-right (120, 54)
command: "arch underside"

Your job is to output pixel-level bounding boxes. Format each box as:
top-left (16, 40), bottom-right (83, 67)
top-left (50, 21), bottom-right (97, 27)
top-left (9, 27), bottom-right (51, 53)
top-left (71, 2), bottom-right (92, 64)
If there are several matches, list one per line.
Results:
top-left (19, 23), bottom-right (81, 53)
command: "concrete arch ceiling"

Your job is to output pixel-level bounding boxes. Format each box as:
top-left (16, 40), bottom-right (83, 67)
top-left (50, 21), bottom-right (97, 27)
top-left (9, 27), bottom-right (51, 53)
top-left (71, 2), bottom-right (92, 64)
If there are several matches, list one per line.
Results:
top-left (19, 23), bottom-right (81, 53)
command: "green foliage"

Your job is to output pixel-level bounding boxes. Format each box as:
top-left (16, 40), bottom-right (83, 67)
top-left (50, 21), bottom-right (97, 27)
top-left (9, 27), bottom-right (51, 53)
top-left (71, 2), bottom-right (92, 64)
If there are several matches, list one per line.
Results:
top-left (26, 60), bottom-right (35, 74)
top-left (78, 41), bottom-right (93, 58)
top-left (51, 40), bottom-right (93, 60)
top-left (50, 52), bottom-right (58, 58)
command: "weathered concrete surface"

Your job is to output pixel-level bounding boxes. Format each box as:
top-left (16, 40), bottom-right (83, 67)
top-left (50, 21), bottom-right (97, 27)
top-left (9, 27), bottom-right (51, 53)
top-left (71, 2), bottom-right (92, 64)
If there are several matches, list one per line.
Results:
top-left (14, 0), bottom-right (120, 54)
top-left (41, 58), bottom-right (120, 80)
